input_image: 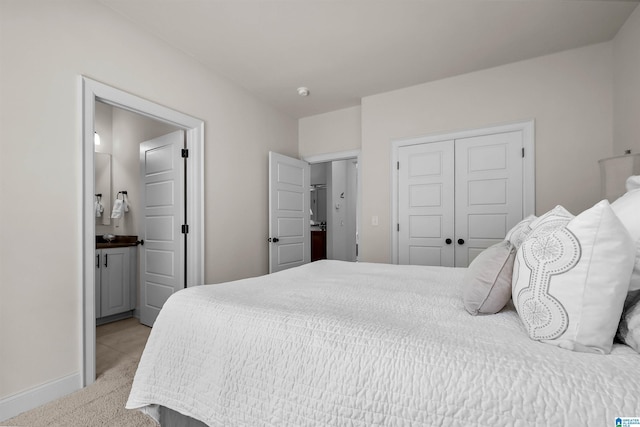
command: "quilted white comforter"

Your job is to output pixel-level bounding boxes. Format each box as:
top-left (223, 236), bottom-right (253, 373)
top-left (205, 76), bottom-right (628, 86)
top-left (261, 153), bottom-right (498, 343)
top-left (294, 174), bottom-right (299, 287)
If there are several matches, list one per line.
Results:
top-left (127, 260), bottom-right (640, 426)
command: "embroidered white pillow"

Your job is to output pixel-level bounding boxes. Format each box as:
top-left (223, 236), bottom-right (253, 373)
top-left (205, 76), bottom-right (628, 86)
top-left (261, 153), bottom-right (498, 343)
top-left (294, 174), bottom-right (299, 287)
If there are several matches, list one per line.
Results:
top-left (611, 188), bottom-right (640, 293)
top-left (512, 201), bottom-right (635, 354)
top-left (505, 215), bottom-right (536, 250)
top-left (463, 240), bottom-right (516, 315)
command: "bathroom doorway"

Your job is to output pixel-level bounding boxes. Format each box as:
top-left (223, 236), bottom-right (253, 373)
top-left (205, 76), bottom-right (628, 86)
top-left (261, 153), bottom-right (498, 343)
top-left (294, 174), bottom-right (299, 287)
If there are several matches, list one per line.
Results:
top-left (82, 77), bottom-right (205, 386)
top-left (305, 150), bottom-right (360, 263)
top-left (94, 101), bottom-right (182, 329)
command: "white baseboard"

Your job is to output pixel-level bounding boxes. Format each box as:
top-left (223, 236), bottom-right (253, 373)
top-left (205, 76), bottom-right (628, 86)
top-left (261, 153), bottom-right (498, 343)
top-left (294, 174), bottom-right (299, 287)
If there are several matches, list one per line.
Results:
top-left (0, 372), bottom-right (81, 422)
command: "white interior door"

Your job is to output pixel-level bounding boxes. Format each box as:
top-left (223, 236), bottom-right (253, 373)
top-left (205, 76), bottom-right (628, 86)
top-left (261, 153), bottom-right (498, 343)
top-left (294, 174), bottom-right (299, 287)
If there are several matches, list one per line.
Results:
top-left (397, 130), bottom-right (525, 268)
top-left (398, 141), bottom-right (455, 266)
top-left (455, 131), bottom-right (524, 266)
top-left (269, 152), bottom-right (310, 273)
top-left (139, 130), bottom-right (185, 326)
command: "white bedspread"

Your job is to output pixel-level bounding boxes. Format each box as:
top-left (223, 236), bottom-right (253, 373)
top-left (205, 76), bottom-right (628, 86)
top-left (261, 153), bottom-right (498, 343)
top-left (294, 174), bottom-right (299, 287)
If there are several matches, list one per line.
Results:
top-left (127, 260), bottom-right (640, 426)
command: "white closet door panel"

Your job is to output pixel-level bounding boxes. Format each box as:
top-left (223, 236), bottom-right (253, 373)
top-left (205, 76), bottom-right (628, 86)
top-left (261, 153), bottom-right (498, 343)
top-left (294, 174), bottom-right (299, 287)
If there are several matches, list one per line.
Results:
top-left (398, 141), bottom-right (455, 267)
top-left (409, 215), bottom-right (442, 238)
top-left (455, 131), bottom-right (523, 266)
top-left (467, 214), bottom-right (507, 239)
top-left (409, 246), bottom-right (442, 266)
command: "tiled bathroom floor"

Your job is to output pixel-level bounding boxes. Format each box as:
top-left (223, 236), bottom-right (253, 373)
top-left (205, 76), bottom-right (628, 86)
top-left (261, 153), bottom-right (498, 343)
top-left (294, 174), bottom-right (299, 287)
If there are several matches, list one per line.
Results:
top-left (96, 317), bottom-right (151, 377)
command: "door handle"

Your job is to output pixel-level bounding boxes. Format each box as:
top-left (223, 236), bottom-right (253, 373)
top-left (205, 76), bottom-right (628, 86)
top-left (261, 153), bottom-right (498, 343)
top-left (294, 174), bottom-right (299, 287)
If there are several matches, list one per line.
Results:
top-left (445, 238), bottom-right (452, 245)
top-left (457, 238), bottom-right (465, 245)
top-left (104, 254), bottom-right (108, 268)
top-left (96, 254), bottom-right (100, 268)
top-left (272, 237), bottom-right (280, 243)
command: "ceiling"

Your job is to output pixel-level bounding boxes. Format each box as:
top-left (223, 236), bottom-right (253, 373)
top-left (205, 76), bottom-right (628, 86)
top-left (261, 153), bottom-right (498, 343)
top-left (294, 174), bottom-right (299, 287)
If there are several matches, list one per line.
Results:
top-left (98, 0), bottom-right (639, 119)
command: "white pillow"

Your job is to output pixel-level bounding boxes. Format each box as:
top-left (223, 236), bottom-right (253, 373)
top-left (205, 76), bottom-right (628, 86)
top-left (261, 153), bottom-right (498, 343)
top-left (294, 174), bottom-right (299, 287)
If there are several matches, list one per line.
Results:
top-left (463, 240), bottom-right (516, 315)
top-left (512, 201), bottom-right (635, 354)
top-left (626, 175), bottom-right (640, 192)
top-left (505, 215), bottom-right (536, 250)
top-left (617, 290), bottom-right (640, 353)
top-left (611, 188), bottom-right (640, 292)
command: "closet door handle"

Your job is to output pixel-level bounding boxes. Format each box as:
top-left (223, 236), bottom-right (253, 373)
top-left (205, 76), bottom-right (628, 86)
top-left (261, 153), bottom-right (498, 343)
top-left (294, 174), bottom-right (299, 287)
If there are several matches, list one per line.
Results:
top-left (445, 238), bottom-right (452, 245)
top-left (457, 239), bottom-right (465, 245)
top-left (104, 254), bottom-right (108, 268)
top-left (96, 254), bottom-right (100, 268)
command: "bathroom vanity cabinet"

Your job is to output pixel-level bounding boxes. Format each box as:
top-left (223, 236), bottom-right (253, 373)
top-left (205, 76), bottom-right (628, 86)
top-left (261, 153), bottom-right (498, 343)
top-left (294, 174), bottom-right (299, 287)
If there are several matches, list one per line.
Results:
top-left (95, 246), bottom-right (137, 323)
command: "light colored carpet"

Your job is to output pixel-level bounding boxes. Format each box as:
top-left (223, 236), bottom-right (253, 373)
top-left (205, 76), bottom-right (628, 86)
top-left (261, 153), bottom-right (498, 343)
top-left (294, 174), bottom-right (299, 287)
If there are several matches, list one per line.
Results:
top-left (3, 318), bottom-right (156, 427)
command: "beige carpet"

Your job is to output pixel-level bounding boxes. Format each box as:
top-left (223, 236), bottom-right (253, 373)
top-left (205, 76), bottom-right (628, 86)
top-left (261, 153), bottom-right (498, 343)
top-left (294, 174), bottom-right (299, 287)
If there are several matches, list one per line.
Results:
top-left (3, 318), bottom-right (156, 427)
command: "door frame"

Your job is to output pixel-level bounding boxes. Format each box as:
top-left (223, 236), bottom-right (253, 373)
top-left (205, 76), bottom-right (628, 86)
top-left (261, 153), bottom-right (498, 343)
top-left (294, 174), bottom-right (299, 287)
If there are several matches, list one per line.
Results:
top-left (81, 76), bottom-right (205, 386)
top-left (302, 149), bottom-right (362, 261)
top-left (390, 120), bottom-right (535, 264)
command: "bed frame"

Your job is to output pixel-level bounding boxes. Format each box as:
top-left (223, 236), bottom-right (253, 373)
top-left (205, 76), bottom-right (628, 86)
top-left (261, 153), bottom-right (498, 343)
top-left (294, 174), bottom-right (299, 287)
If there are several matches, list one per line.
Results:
top-left (159, 406), bottom-right (207, 427)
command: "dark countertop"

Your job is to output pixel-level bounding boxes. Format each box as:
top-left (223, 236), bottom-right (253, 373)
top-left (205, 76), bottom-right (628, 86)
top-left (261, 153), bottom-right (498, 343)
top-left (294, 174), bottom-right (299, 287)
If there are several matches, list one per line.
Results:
top-left (96, 235), bottom-right (139, 249)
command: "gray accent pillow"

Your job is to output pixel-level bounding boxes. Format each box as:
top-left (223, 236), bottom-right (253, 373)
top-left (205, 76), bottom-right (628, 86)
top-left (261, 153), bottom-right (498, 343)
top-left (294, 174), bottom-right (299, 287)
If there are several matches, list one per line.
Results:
top-left (463, 240), bottom-right (516, 315)
top-left (617, 290), bottom-right (640, 353)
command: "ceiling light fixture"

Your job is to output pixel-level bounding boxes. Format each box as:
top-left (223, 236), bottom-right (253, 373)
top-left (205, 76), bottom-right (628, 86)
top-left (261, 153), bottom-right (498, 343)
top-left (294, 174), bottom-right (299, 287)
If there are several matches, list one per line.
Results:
top-left (297, 87), bottom-right (310, 97)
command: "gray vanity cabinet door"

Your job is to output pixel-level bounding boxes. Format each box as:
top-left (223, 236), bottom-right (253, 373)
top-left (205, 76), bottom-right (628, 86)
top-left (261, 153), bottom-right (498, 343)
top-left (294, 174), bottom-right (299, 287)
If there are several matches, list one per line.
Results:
top-left (95, 251), bottom-right (101, 318)
top-left (100, 247), bottom-right (131, 318)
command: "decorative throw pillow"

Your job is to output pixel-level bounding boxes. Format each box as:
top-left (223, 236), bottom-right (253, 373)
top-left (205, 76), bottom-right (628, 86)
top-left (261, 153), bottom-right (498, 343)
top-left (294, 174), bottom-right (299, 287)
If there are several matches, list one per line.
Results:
top-left (611, 188), bottom-right (640, 293)
top-left (512, 201), bottom-right (635, 354)
top-left (617, 290), bottom-right (640, 353)
top-left (505, 215), bottom-right (536, 250)
top-left (463, 240), bottom-right (516, 315)
top-left (626, 175), bottom-right (640, 191)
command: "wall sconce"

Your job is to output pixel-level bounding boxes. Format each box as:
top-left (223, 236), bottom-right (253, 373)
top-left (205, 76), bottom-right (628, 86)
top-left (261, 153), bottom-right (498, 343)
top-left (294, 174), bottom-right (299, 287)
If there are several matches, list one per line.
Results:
top-left (94, 131), bottom-right (101, 145)
top-left (599, 152), bottom-right (640, 201)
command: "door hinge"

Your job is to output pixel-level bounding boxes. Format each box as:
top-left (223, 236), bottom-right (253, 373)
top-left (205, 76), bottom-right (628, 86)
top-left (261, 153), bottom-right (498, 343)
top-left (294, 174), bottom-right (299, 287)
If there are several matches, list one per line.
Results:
top-left (522, 148), bottom-right (525, 158)
top-left (397, 161), bottom-right (400, 170)
top-left (397, 223), bottom-right (400, 232)
top-left (181, 224), bottom-right (189, 234)
top-left (181, 148), bottom-right (189, 158)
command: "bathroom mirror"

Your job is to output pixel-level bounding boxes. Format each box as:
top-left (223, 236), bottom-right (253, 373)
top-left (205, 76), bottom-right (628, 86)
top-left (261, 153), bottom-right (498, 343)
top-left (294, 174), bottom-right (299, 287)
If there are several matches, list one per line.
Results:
top-left (95, 153), bottom-right (111, 225)
top-left (310, 185), bottom-right (327, 225)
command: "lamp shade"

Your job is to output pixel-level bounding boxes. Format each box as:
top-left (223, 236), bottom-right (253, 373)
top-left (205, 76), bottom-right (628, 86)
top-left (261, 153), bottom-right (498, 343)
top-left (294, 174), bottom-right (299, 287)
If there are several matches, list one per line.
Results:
top-left (599, 153), bottom-right (640, 201)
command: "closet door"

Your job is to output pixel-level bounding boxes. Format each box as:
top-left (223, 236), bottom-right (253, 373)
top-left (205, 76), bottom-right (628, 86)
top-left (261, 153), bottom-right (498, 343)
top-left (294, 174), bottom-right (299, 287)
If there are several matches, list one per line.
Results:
top-left (396, 129), bottom-right (525, 268)
top-left (398, 141), bottom-right (455, 266)
top-left (454, 131), bottom-right (524, 266)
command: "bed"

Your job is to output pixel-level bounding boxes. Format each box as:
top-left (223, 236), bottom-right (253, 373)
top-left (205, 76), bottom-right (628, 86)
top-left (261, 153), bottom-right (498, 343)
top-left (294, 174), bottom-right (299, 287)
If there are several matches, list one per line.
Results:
top-left (127, 259), bottom-right (640, 426)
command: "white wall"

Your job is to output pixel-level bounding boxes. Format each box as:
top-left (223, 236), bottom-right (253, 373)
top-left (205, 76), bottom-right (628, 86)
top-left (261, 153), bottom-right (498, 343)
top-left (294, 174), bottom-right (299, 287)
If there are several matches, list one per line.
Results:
top-left (613, 6), bottom-right (640, 155)
top-left (94, 102), bottom-right (179, 236)
top-left (0, 0), bottom-right (297, 406)
top-left (94, 102), bottom-right (113, 228)
top-left (325, 160), bottom-right (358, 262)
top-left (94, 102), bottom-right (114, 156)
top-left (109, 106), bottom-right (180, 236)
top-left (358, 42), bottom-right (613, 263)
top-left (299, 106), bottom-right (361, 158)
top-left (298, 46), bottom-right (618, 264)
top-left (327, 161), bottom-right (346, 260)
